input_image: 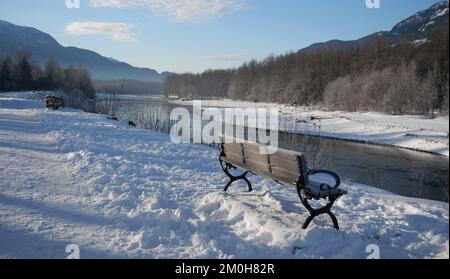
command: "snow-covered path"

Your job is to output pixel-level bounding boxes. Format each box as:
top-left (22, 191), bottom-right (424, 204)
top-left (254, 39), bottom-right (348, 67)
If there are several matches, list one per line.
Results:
top-left (0, 94), bottom-right (448, 259)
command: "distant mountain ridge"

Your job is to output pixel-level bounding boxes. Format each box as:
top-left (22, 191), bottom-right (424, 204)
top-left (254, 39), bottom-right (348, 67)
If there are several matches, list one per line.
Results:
top-left (391, 1), bottom-right (449, 36)
top-left (299, 1), bottom-right (449, 54)
top-left (0, 20), bottom-right (170, 82)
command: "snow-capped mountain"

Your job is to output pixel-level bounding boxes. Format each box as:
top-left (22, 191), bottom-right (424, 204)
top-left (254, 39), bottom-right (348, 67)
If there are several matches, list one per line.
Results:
top-left (300, 1), bottom-right (449, 54)
top-left (391, 1), bottom-right (449, 36)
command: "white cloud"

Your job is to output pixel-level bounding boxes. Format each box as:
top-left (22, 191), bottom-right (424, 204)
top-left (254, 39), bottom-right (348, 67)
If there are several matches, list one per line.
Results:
top-left (89, 0), bottom-right (245, 22)
top-left (65, 21), bottom-right (137, 42)
top-left (203, 53), bottom-right (250, 62)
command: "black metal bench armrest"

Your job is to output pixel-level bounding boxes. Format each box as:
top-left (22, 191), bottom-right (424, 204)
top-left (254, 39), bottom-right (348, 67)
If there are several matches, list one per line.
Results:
top-left (307, 169), bottom-right (341, 189)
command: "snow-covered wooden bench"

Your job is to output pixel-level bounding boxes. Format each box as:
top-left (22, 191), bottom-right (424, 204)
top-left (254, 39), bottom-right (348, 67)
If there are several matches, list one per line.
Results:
top-left (44, 96), bottom-right (64, 110)
top-left (219, 138), bottom-right (347, 230)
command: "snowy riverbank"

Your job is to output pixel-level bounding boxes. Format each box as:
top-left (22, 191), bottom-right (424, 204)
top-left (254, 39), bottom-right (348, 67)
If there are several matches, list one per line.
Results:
top-left (0, 93), bottom-right (448, 259)
top-left (172, 99), bottom-right (449, 157)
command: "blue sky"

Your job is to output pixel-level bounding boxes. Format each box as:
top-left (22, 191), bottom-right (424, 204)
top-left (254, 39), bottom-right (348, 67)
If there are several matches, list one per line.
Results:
top-left (0, 0), bottom-right (442, 73)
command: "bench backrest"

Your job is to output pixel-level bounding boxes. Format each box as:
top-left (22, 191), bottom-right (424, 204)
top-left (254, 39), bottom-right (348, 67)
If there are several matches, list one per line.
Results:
top-left (220, 139), bottom-right (308, 187)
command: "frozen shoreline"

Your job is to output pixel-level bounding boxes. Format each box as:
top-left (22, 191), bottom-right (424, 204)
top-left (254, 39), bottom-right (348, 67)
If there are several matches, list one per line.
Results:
top-left (171, 99), bottom-right (449, 157)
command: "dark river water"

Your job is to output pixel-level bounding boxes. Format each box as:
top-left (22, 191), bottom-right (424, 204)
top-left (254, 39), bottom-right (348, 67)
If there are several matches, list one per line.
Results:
top-left (99, 96), bottom-right (449, 202)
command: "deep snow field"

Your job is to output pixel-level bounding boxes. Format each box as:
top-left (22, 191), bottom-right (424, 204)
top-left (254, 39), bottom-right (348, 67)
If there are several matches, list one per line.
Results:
top-left (172, 99), bottom-right (449, 157)
top-left (0, 92), bottom-right (448, 259)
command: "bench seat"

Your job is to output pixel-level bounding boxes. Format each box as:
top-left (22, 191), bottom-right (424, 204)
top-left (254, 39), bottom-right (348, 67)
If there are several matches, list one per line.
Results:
top-left (306, 180), bottom-right (348, 200)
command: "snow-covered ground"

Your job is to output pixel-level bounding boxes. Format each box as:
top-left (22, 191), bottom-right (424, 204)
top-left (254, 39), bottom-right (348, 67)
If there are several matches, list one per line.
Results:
top-left (0, 92), bottom-right (448, 259)
top-left (172, 99), bottom-right (449, 157)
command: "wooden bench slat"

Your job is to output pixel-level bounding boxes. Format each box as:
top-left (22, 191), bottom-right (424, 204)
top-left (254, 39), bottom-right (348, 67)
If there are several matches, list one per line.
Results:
top-left (223, 144), bottom-right (243, 155)
top-left (244, 159), bottom-right (271, 175)
top-left (241, 148), bottom-right (268, 159)
top-left (270, 167), bottom-right (300, 187)
top-left (269, 156), bottom-right (301, 173)
top-left (242, 150), bottom-right (271, 171)
top-left (269, 148), bottom-right (301, 162)
top-left (242, 143), bottom-right (266, 153)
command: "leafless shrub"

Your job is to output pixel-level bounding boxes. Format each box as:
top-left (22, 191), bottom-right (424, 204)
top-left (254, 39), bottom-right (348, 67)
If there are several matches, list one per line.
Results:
top-left (283, 110), bottom-right (330, 169)
top-left (95, 94), bottom-right (118, 116)
top-left (58, 89), bottom-right (95, 112)
top-left (413, 159), bottom-right (449, 202)
top-left (124, 103), bottom-right (175, 133)
top-left (439, 174), bottom-right (449, 203)
top-left (324, 63), bottom-right (438, 116)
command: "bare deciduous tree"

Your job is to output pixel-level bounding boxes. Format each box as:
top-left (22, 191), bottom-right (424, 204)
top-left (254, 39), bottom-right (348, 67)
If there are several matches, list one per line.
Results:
top-left (162, 27), bottom-right (449, 116)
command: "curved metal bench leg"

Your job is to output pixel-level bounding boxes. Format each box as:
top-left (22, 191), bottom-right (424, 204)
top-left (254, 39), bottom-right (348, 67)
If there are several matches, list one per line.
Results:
top-left (223, 180), bottom-right (234, 192)
top-left (223, 175), bottom-right (252, 192)
top-left (222, 172), bottom-right (252, 192)
top-left (300, 199), bottom-right (339, 230)
top-left (301, 209), bottom-right (339, 230)
top-left (297, 183), bottom-right (340, 230)
top-left (220, 158), bottom-right (253, 192)
top-left (243, 176), bottom-right (253, 192)
top-left (327, 211), bottom-right (339, 230)
top-left (302, 215), bottom-right (315, 230)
